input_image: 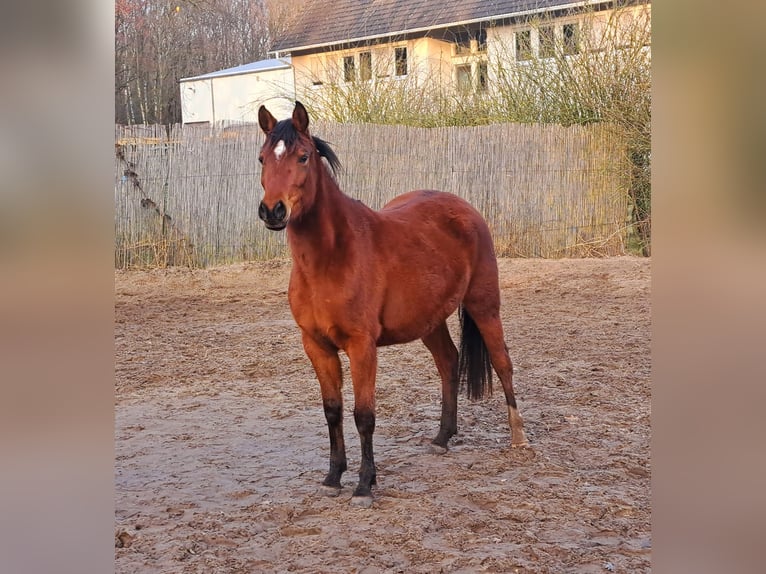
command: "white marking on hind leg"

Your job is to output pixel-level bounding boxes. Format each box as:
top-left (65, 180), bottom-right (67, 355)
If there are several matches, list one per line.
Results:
top-left (508, 406), bottom-right (530, 447)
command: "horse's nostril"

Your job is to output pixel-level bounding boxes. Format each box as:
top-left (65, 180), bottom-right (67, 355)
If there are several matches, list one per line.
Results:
top-left (258, 201), bottom-right (269, 221)
top-left (273, 201), bottom-right (287, 220)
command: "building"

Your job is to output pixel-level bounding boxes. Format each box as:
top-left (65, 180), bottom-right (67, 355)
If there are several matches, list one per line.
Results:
top-left (268, 0), bottom-right (650, 114)
top-left (179, 57), bottom-right (295, 125)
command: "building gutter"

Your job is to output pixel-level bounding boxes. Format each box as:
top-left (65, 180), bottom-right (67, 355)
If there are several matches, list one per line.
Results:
top-left (180, 59), bottom-right (292, 83)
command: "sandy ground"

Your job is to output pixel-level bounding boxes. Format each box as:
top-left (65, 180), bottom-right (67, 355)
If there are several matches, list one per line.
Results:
top-left (115, 256), bottom-right (650, 573)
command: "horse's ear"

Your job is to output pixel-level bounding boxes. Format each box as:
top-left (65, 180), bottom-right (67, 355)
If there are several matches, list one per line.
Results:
top-left (258, 105), bottom-right (277, 135)
top-left (292, 101), bottom-right (310, 135)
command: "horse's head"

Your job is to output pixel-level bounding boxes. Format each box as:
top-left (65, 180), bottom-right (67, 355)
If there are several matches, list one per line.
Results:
top-left (257, 101), bottom-right (339, 231)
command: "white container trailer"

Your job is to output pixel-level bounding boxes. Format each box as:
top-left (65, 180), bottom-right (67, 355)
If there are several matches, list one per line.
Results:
top-left (180, 58), bottom-right (295, 125)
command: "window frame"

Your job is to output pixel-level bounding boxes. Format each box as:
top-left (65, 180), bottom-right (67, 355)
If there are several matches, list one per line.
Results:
top-left (563, 22), bottom-right (580, 55)
top-left (342, 55), bottom-right (356, 82)
top-left (539, 25), bottom-right (556, 59)
top-left (310, 56), bottom-right (324, 86)
top-left (477, 61), bottom-right (488, 92)
top-left (455, 63), bottom-right (472, 92)
top-left (515, 29), bottom-right (532, 61)
top-left (359, 51), bottom-right (372, 82)
top-left (394, 46), bottom-right (408, 77)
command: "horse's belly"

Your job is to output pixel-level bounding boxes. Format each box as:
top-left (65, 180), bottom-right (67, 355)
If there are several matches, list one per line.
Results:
top-left (377, 286), bottom-right (463, 345)
top-left (377, 321), bottom-right (445, 346)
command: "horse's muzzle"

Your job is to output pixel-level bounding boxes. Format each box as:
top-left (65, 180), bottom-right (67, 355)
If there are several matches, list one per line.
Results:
top-left (258, 200), bottom-right (288, 230)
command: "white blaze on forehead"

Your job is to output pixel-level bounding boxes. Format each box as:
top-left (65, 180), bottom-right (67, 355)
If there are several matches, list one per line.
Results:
top-left (273, 140), bottom-right (286, 160)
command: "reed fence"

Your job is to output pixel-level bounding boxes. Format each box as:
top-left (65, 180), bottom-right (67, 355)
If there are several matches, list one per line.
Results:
top-left (115, 121), bottom-right (631, 268)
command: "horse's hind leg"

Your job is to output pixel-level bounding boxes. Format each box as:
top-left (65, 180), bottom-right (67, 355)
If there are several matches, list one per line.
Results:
top-left (302, 333), bottom-right (347, 494)
top-left (463, 300), bottom-right (529, 448)
top-left (422, 322), bottom-right (459, 452)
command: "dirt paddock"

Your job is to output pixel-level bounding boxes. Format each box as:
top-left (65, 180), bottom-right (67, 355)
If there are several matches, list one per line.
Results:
top-left (115, 257), bottom-right (651, 573)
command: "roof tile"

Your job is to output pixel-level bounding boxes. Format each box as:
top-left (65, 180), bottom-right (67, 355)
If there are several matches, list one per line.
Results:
top-left (272, 0), bottom-right (579, 52)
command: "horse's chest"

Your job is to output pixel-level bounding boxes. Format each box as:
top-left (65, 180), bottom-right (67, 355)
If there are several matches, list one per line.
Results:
top-left (288, 280), bottom-right (366, 346)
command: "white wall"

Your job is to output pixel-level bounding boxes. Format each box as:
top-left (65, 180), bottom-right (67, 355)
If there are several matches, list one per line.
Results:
top-left (180, 79), bottom-right (213, 123)
top-left (181, 67), bottom-right (295, 124)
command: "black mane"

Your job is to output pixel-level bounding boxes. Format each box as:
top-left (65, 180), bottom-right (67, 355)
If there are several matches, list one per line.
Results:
top-left (268, 118), bottom-right (342, 176)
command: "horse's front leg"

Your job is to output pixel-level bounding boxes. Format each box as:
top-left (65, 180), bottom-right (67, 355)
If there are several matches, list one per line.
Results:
top-left (302, 333), bottom-right (347, 495)
top-left (346, 336), bottom-right (378, 508)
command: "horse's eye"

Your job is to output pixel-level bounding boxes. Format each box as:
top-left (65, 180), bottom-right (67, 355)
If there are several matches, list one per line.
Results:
top-left (258, 154), bottom-right (264, 165)
top-left (298, 153), bottom-right (309, 164)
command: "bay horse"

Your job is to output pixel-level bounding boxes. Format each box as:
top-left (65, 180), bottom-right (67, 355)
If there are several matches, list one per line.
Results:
top-left (257, 101), bottom-right (528, 507)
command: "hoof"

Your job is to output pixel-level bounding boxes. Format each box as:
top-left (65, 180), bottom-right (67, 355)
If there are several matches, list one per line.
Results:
top-left (428, 443), bottom-right (448, 455)
top-left (319, 485), bottom-right (342, 497)
top-left (350, 495), bottom-right (373, 509)
top-left (511, 440), bottom-right (531, 449)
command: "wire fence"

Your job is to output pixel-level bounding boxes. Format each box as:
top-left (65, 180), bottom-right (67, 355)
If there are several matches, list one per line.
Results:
top-left (115, 120), bottom-right (632, 268)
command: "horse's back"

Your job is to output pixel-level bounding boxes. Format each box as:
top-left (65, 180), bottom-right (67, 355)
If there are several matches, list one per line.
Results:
top-left (382, 189), bottom-right (478, 216)
top-left (380, 190), bottom-right (493, 254)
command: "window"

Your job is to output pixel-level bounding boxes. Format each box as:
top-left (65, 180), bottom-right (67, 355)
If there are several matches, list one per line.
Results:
top-left (563, 23), bottom-right (580, 55)
top-left (454, 31), bottom-right (472, 55)
top-left (476, 28), bottom-right (487, 53)
top-left (454, 29), bottom-right (486, 55)
top-left (515, 30), bottom-right (531, 61)
top-left (456, 62), bottom-right (488, 93)
top-left (456, 64), bottom-right (472, 92)
top-left (374, 46), bottom-right (391, 78)
top-left (539, 25), bottom-right (555, 58)
top-left (394, 46), bottom-right (408, 76)
top-left (478, 62), bottom-right (488, 91)
top-left (310, 57), bottom-right (323, 86)
top-left (359, 51), bottom-right (372, 81)
top-left (343, 55), bottom-right (355, 82)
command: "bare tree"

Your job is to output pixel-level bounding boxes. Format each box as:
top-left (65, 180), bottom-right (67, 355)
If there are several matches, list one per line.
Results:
top-left (115, 0), bottom-right (298, 124)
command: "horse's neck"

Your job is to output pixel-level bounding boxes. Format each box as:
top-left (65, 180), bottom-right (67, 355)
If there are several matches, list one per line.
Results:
top-left (287, 172), bottom-right (369, 261)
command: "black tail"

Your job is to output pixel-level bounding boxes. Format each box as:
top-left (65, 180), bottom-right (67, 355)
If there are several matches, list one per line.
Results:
top-left (458, 307), bottom-right (493, 400)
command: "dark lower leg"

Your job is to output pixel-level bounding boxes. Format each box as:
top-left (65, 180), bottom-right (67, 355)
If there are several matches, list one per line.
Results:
top-left (433, 370), bottom-right (458, 447)
top-left (353, 407), bottom-right (376, 498)
top-left (322, 399), bottom-right (347, 488)
top-left (422, 324), bottom-right (459, 448)
top-left (301, 334), bottom-right (347, 489)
